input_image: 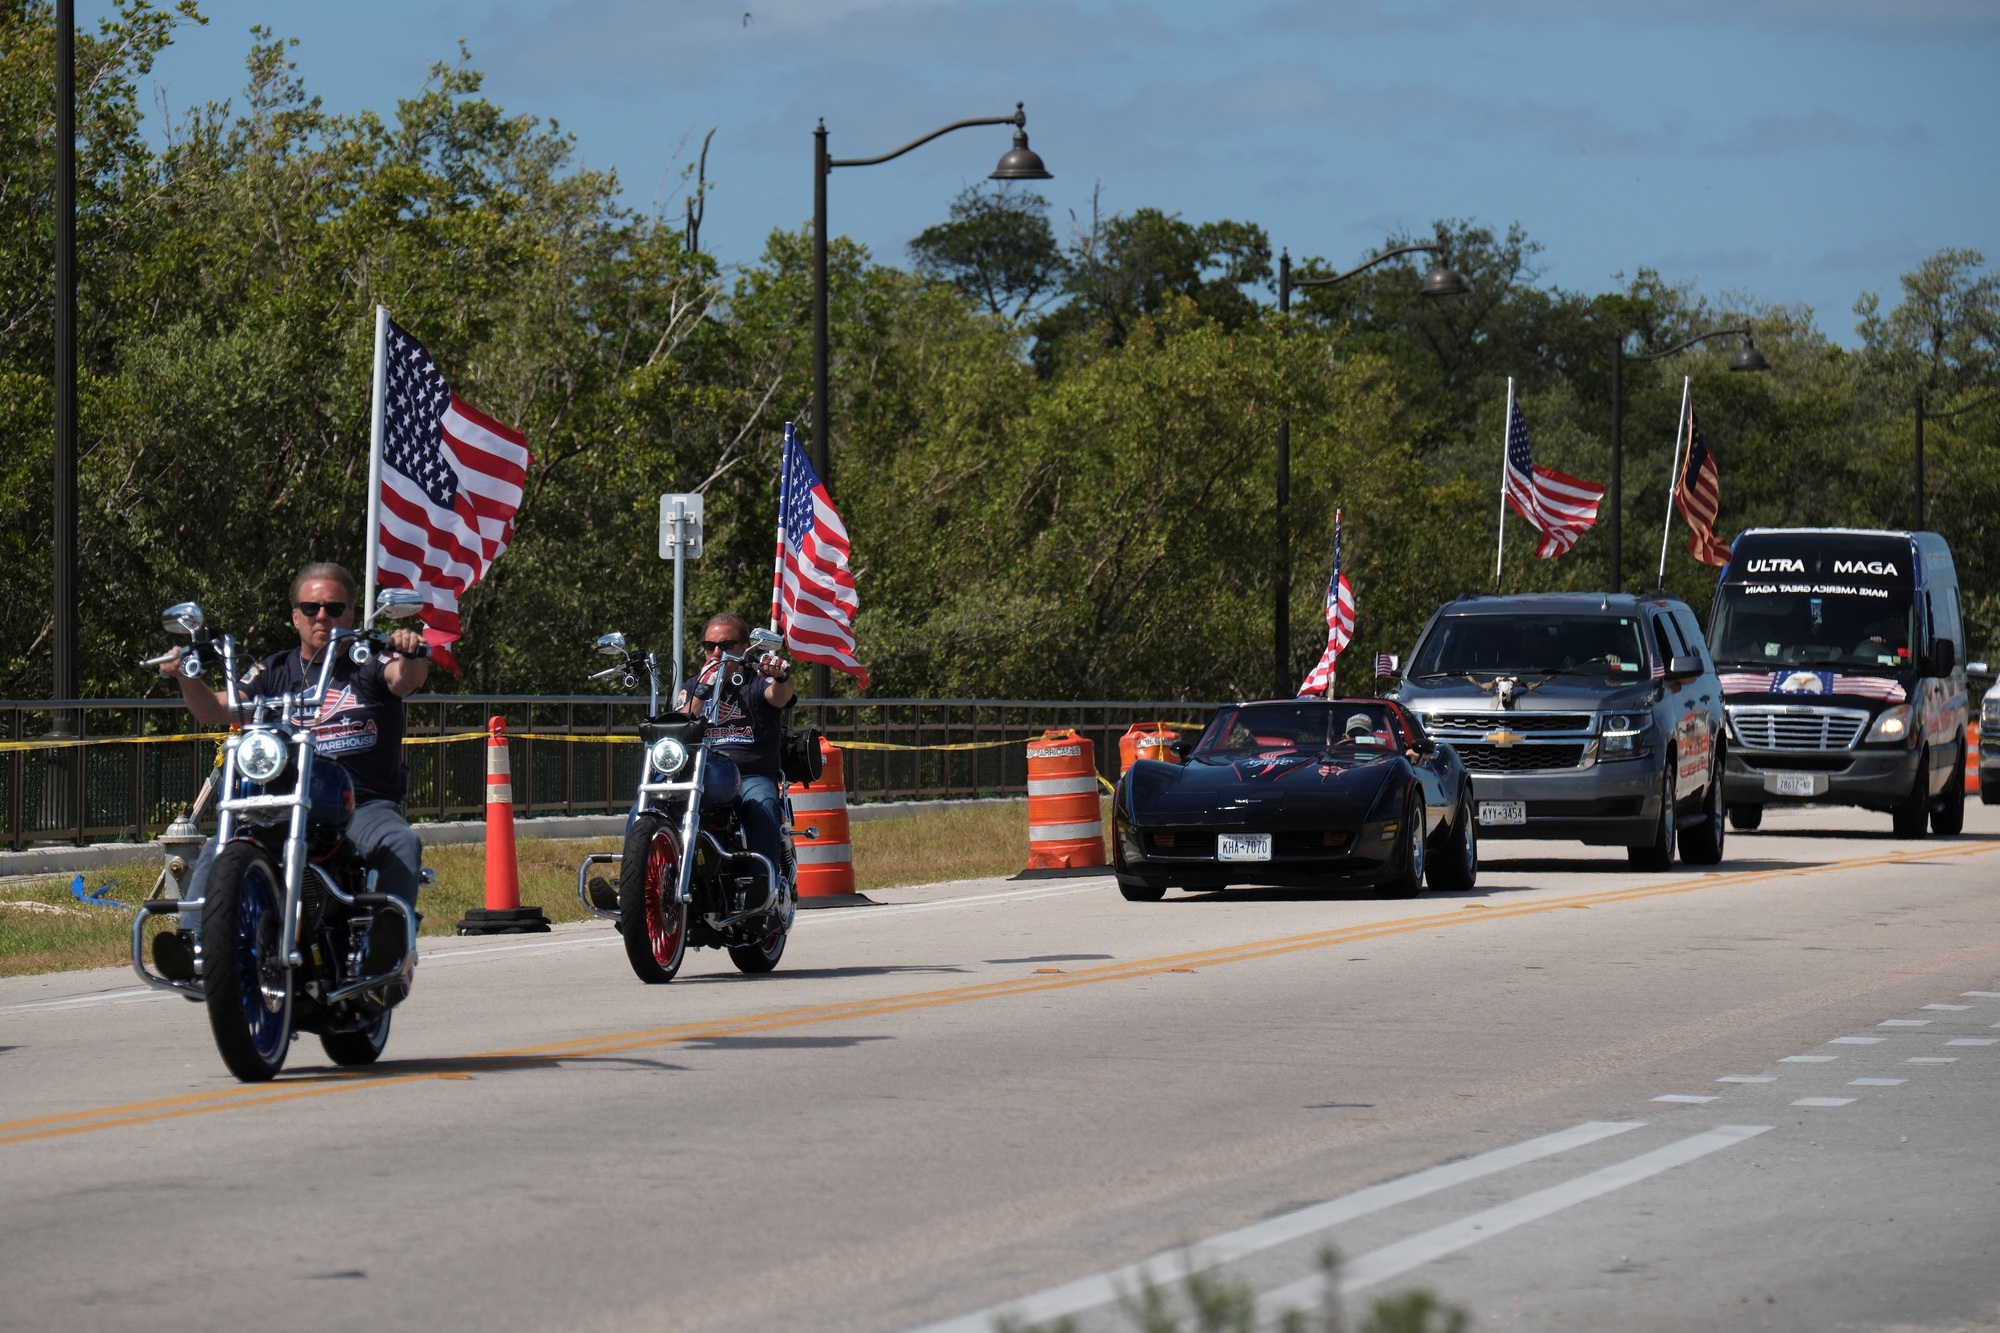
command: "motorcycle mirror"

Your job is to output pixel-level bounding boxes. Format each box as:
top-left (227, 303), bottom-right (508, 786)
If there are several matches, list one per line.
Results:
top-left (161, 601), bottom-right (204, 637)
top-left (748, 627), bottom-right (783, 654)
top-left (369, 588), bottom-right (426, 625)
top-left (595, 632), bottom-right (629, 658)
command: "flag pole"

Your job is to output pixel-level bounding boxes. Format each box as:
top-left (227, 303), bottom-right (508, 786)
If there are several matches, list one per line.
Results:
top-left (1656, 376), bottom-right (1691, 587)
top-left (771, 428), bottom-right (789, 635)
top-left (1493, 377), bottom-right (1513, 593)
top-left (363, 304), bottom-right (389, 615)
top-left (1326, 509), bottom-right (1342, 700)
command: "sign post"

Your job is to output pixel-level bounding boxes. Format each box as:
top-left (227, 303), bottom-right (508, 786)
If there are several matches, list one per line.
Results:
top-left (659, 493), bottom-right (704, 697)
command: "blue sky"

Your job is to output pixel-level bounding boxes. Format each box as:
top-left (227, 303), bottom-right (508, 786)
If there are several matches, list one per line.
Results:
top-left (92, 0), bottom-right (1999, 344)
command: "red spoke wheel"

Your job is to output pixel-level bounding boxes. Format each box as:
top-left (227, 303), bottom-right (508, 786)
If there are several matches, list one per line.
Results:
top-left (727, 924), bottom-right (787, 975)
top-left (620, 814), bottom-right (688, 984)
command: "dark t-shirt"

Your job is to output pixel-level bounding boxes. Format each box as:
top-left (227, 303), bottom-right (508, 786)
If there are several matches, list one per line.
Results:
top-left (685, 660), bottom-right (790, 778)
top-left (241, 647), bottom-right (408, 806)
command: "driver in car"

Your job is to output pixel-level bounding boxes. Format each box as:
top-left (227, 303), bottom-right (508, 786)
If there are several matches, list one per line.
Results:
top-left (672, 614), bottom-right (795, 883)
top-left (157, 562), bottom-right (429, 975)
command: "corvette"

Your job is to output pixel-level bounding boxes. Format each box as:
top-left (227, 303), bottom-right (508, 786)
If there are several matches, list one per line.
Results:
top-left (1111, 698), bottom-right (1478, 900)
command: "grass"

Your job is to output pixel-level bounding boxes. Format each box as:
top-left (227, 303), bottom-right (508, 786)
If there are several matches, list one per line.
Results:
top-left (0, 796), bottom-right (1103, 977)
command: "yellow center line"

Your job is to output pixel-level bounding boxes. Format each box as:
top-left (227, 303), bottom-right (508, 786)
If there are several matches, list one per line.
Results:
top-left (6, 839), bottom-right (1992, 1147)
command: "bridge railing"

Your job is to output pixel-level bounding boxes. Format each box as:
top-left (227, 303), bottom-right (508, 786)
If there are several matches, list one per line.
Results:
top-left (1, 697), bottom-right (1221, 849)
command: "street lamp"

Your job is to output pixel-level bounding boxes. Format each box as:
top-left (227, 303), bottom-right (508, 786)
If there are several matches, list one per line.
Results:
top-left (1913, 387), bottom-right (2000, 531)
top-left (1271, 243), bottom-right (1468, 697)
top-left (54, 0), bottom-right (77, 715)
top-left (808, 104), bottom-right (1048, 698)
top-left (1608, 326), bottom-right (1768, 593)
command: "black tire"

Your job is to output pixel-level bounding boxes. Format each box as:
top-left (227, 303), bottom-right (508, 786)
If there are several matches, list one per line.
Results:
top-left (1983, 770), bottom-right (2000, 807)
top-left (1426, 794), bottom-right (1478, 893)
top-left (620, 813), bottom-right (689, 984)
top-left (1628, 760), bottom-right (1676, 872)
top-left (1728, 803), bottom-right (1763, 831)
top-left (1116, 877), bottom-right (1167, 902)
top-left (320, 1010), bottom-right (391, 1066)
top-left (1932, 740), bottom-right (1966, 835)
top-left (728, 926), bottom-right (787, 974)
top-left (1891, 749), bottom-right (1930, 838)
top-left (1679, 755), bottom-right (1727, 866)
top-left (1381, 794), bottom-right (1426, 899)
top-left (200, 840), bottom-right (294, 1082)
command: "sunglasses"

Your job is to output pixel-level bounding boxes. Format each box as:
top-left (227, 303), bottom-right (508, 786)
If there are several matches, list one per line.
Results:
top-left (295, 601), bottom-right (350, 619)
top-left (701, 638), bottom-right (745, 654)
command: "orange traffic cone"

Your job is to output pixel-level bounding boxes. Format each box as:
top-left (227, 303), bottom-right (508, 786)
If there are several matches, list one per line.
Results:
top-left (456, 716), bottom-right (551, 934)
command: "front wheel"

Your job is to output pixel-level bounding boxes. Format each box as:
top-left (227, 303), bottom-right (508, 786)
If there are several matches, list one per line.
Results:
top-left (1728, 803), bottom-right (1763, 831)
top-left (1116, 876), bottom-right (1167, 902)
top-left (200, 841), bottom-right (294, 1082)
top-left (320, 1009), bottom-right (391, 1066)
top-left (621, 814), bottom-right (689, 984)
top-left (1628, 760), bottom-right (1676, 872)
top-left (1426, 794), bottom-right (1478, 893)
top-left (1932, 741), bottom-right (1966, 835)
top-left (1678, 755), bottom-right (1727, 866)
top-left (1381, 794), bottom-right (1426, 899)
top-left (728, 926), bottom-right (788, 975)
top-left (1891, 749), bottom-right (1930, 838)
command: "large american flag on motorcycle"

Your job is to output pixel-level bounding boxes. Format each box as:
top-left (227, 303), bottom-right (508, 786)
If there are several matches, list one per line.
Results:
top-left (1673, 405), bottom-right (1733, 567)
top-left (1504, 395), bottom-right (1602, 558)
top-left (773, 424), bottom-right (868, 690)
top-left (373, 319), bottom-right (531, 671)
top-left (1299, 509), bottom-right (1355, 697)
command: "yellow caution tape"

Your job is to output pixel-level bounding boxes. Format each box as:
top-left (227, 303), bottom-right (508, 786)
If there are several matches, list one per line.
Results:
top-left (0, 732), bottom-right (226, 752)
top-left (833, 737), bottom-right (1029, 752)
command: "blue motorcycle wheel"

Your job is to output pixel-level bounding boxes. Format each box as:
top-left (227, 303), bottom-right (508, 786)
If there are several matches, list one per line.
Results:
top-left (200, 840), bottom-right (294, 1082)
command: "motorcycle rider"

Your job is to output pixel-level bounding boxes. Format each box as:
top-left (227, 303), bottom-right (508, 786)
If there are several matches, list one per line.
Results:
top-left (158, 562), bottom-right (429, 974)
top-left (672, 613), bottom-right (795, 884)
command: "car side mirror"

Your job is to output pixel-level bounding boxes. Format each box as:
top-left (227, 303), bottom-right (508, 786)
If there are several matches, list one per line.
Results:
top-left (595, 632), bottom-right (629, 658)
top-left (1667, 654), bottom-right (1703, 679)
top-left (1169, 739), bottom-right (1194, 760)
top-left (1927, 637), bottom-right (1956, 677)
top-left (162, 601), bottom-right (204, 637)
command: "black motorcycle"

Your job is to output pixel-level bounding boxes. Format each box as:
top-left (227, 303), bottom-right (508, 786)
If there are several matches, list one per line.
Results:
top-left (577, 629), bottom-right (796, 983)
top-left (132, 591), bottom-right (433, 1082)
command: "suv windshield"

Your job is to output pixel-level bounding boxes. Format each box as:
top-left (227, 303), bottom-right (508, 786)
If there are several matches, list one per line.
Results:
top-left (1709, 586), bottom-right (1915, 670)
top-left (1409, 614), bottom-right (1647, 678)
top-left (1195, 703), bottom-right (1402, 757)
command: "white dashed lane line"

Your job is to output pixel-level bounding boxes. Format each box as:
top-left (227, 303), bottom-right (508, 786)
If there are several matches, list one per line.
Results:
top-left (1945, 1037), bottom-right (1998, 1046)
top-left (1718, 1075), bottom-right (1776, 1083)
top-left (1781, 1054), bottom-right (1837, 1063)
top-left (1878, 1019), bottom-right (1930, 1027)
top-left (1849, 1078), bottom-right (1906, 1086)
top-left (1907, 1057), bottom-right (1957, 1064)
top-left (1652, 1095), bottom-right (1718, 1104)
top-left (1832, 1036), bottom-right (1885, 1044)
top-left (1792, 1097), bottom-right (1857, 1108)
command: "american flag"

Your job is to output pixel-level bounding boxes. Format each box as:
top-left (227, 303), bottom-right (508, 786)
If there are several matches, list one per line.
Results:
top-left (1720, 670), bottom-right (1906, 702)
top-left (776, 424), bottom-right (868, 690)
top-left (1504, 398), bottom-right (1603, 558)
top-left (1374, 652), bottom-right (1397, 678)
top-left (374, 321), bottom-right (531, 672)
top-left (1299, 510), bottom-right (1355, 697)
top-left (1673, 407), bottom-right (1733, 567)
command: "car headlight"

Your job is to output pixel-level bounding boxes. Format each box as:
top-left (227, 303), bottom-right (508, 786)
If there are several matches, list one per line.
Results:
top-left (1600, 713), bottom-right (1648, 757)
top-left (1864, 705), bottom-right (1912, 744)
top-left (648, 736), bottom-right (689, 776)
top-left (236, 729), bottom-right (289, 783)
top-left (1983, 695), bottom-right (2000, 728)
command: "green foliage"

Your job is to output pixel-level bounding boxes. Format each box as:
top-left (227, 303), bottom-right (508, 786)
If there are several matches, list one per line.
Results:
top-left (4, 14), bottom-right (1998, 703)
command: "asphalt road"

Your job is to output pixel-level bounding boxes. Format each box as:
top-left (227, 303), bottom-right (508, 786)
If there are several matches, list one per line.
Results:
top-left (4, 803), bottom-right (1999, 1333)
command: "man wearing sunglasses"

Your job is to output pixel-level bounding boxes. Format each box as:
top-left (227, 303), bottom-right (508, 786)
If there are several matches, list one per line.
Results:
top-left (161, 563), bottom-right (431, 968)
top-left (673, 613), bottom-right (795, 887)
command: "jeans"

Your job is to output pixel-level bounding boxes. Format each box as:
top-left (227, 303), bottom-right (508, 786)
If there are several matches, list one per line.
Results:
top-left (627, 771), bottom-right (790, 886)
top-left (186, 799), bottom-right (423, 910)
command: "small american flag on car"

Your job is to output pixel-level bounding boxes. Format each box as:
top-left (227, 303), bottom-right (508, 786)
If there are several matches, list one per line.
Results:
top-left (1374, 652), bottom-right (1396, 678)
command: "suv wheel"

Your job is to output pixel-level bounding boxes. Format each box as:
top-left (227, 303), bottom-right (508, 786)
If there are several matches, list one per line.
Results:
top-left (1678, 755), bottom-right (1726, 866)
top-left (1628, 759), bottom-right (1676, 872)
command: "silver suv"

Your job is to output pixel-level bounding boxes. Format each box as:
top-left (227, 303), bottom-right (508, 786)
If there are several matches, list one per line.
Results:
top-left (1388, 593), bottom-right (1727, 870)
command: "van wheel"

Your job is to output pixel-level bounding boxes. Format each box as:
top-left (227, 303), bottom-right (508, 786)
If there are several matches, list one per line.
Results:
top-left (1891, 749), bottom-right (1930, 839)
top-left (1727, 804), bottom-right (1763, 831)
top-left (1931, 741), bottom-right (1966, 835)
top-left (1628, 761), bottom-right (1676, 872)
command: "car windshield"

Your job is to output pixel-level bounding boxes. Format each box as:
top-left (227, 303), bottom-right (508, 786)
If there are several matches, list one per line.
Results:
top-left (1195, 703), bottom-right (1401, 757)
top-left (1408, 614), bottom-right (1647, 678)
top-left (1709, 586), bottom-right (1915, 670)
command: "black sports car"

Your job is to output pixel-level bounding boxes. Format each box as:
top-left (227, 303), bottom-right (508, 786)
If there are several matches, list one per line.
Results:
top-left (1112, 698), bottom-right (1478, 900)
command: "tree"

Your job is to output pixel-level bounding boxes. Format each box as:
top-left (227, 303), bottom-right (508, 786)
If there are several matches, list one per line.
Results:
top-left (907, 182), bottom-right (1063, 324)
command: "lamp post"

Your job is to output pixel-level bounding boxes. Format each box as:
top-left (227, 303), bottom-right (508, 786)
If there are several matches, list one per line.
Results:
top-left (1271, 244), bottom-right (1467, 697)
top-left (1914, 387), bottom-right (2000, 530)
top-left (1608, 326), bottom-right (1768, 593)
top-left (810, 106), bottom-right (1049, 701)
top-left (53, 0), bottom-right (77, 715)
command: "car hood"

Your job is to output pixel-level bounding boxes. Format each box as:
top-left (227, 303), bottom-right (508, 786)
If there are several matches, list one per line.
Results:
top-left (1123, 752), bottom-right (1403, 823)
top-left (1394, 676), bottom-right (1659, 714)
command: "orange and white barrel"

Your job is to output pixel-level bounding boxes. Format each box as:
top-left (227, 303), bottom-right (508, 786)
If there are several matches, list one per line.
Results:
top-left (484, 716), bottom-right (520, 911)
top-left (1118, 721), bottom-right (1184, 776)
top-left (790, 738), bottom-right (854, 897)
top-left (1968, 721), bottom-right (1981, 797)
top-left (1026, 729), bottom-right (1105, 869)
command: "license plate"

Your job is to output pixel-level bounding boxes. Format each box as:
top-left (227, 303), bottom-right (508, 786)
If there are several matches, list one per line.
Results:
top-left (1772, 773), bottom-right (1818, 797)
top-left (1478, 800), bottom-right (1527, 826)
top-left (1217, 833), bottom-right (1272, 862)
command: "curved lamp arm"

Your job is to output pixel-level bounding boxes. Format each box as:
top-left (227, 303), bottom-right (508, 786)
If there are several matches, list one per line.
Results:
top-left (829, 107), bottom-right (1025, 170)
top-left (1291, 242), bottom-right (1449, 290)
top-left (1923, 385), bottom-right (2000, 420)
top-left (1627, 324), bottom-right (1754, 363)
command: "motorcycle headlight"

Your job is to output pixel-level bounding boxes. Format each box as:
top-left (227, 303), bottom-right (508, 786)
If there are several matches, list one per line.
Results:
top-left (1600, 713), bottom-right (1647, 757)
top-left (236, 729), bottom-right (289, 783)
top-left (648, 736), bottom-right (688, 776)
top-left (1864, 705), bottom-right (1912, 744)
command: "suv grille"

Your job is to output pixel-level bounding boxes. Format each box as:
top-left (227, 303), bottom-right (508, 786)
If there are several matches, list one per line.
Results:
top-left (1728, 706), bottom-right (1868, 752)
top-left (1425, 712), bottom-right (1594, 735)
top-left (1453, 742), bottom-right (1589, 772)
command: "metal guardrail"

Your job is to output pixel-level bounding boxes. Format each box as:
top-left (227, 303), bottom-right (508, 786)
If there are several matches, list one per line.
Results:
top-left (0, 697), bottom-right (1221, 849)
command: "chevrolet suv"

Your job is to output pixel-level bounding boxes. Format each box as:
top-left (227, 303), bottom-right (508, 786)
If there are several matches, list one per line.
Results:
top-left (1388, 592), bottom-right (1727, 870)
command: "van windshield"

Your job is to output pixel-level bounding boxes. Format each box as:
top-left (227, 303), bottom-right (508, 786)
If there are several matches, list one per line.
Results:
top-left (1709, 586), bottom-right (1916, 670)
top-left (1408, 615), bottom-right (1647, 678)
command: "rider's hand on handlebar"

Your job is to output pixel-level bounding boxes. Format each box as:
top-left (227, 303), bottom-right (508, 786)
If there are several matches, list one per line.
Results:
top-left (757, 651), bottom-right (790, 680)
top-left (387, 628), bottom-right (429, 658)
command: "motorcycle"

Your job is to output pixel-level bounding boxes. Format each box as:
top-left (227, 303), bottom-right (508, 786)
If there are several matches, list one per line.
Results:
top-left (131, 589), bottom-right (434, 1082)
top-left (576, 628), bottom-right (796, 983)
